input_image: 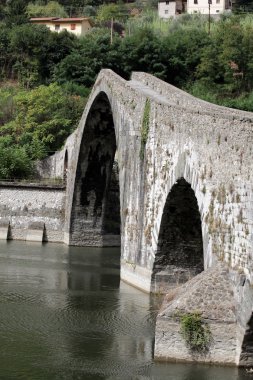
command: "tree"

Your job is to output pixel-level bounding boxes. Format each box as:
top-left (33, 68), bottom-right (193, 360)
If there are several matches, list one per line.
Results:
top-left (0, 83), bottom-right (84, 174)
top-left (196, 17), bottom-right (253, 95)
top-left (54, 29), bottom-right (119, 86)
top-left (26, 1), bottom-right (67, 17)
top-left (8, 23), bottom-right (78, 86)
top-left (233, 0), bottom-right (253, 13)
top-left (161, 27), bottom-right (210, 87)
top-left (118, 28), bottom-right (167, 80)
top-left (4, 0), bottom-right (29, 25)
top-left (0, 137), bottom-right (33, 179)
top-left (0, 26), bottom-right (12, 80)
top-left (12, 83), bottom-right (83, 156)
top-left (97, 3), bottom-right (128, 22)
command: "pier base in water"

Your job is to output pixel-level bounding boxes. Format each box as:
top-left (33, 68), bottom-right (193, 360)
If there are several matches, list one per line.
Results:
top-left (155, 263), bottom-right (253, 366)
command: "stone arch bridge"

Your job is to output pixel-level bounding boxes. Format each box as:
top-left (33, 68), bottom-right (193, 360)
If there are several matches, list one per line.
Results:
top-left (2, 69), bottom-right (253, 366)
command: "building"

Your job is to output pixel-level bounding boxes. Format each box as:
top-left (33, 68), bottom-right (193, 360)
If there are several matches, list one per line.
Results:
top-left (187, 0), bottom-right (232, 15)
top-left (30, 17), bottom-right (92, 37)
top-left (158, 0), bottom-right (187, 18)
top-left (158, 0), bottom-right (231, 18)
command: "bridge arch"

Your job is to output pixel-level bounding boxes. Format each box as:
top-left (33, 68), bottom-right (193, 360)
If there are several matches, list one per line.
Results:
top-left (68, 91), bottom-right (121, 246)
top-left (240, 312), bottom-right (253, 367)
top-left (151, 177), bottom-right (204, 293)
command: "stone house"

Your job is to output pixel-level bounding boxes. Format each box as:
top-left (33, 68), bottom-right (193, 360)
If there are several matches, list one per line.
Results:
top-left (158, 0), bottom-right (187, 18)
top-left (158, 0), bottom-right (232, 18)
top-left (187, 0), bottom-right (232, 15)
top-left (30, 17), bottom-right (92, 36)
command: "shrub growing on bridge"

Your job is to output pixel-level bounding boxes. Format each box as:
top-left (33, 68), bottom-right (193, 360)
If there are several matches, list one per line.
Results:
top-left (179, 312), bottom-right (211, 352)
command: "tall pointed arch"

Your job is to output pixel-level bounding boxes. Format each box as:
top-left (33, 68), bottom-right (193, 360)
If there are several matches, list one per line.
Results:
top-left (69, 92), bottom-right (120, 246)
top-left (152, 177), bottom-right (204, 293)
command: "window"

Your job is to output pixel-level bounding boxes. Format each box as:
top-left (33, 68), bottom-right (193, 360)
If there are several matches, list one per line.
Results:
top-left (194, 0), bottom-right (198, 4)
top-left (165, 9), bottom-right (168, 13)
top-left (54, 24), bottom-right (60, 31)
top-left (71, 24), bottom-right (76, 30)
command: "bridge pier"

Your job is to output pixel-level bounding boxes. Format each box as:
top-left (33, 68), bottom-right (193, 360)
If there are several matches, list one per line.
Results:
top-left (120, 262), bottom-right (152, 293)
top-left (154, 262), bottom-right (253, 366)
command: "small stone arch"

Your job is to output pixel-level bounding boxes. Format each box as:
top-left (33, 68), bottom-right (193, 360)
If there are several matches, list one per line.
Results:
top-left (151, 177), bottom-right (204, 293)
top-left (68, 91), bottom-right (121, 246)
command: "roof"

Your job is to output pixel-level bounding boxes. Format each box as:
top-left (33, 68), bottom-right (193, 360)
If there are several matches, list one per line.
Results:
top-left (30, 17), bottom-right (90, 23)
top-left (30, 17), bottom-right (57, 21)
top-left (56, 18), bottom-right (89, 22)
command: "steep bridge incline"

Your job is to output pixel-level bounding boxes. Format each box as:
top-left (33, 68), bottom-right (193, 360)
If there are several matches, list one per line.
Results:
top-left (1, 69), bottom-right (253, 366)
top-left (63, 69), bottom-right (253, 290)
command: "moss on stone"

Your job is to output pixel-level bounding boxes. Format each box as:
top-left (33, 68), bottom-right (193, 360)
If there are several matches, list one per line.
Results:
top-left (140, 98), bottom-right (151, 160)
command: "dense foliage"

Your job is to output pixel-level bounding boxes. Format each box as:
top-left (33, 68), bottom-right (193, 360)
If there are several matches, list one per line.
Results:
top-left (0, 84), bottom-right (84, 178)
top-left (0, 1), bottom-right (253, 178)
top-left (26, 1), bottom-right (67, 17)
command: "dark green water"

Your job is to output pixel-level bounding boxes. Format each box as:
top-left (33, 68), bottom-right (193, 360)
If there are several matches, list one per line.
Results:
top-left (0, 240), bottom-right (250, 380)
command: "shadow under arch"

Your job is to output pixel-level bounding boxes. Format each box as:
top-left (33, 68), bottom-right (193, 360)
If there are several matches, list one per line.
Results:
top-left (151, 177), bottom-right (204, 293)
top-left (240, 312), bottom-right (253, 367)
top-left (69, 92), bottom-right (120, 246)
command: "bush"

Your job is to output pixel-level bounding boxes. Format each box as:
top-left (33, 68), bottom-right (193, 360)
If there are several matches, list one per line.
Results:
top-left (0, 140), bottom-right (33, 179)
top-left (0, 83), bottom-right (85, 179)
top-left (179, 312), bottom-right (211, 352)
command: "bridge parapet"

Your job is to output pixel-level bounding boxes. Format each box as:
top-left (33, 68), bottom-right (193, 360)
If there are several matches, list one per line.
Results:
top-left (131, 71), bottom-right (253, 121)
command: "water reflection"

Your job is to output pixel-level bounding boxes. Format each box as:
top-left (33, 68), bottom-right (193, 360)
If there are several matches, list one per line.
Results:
top-left (0, 240), bottom-right (249, 379)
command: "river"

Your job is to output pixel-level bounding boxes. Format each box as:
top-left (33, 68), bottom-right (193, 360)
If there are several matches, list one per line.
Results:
top-left (0, 240), bottom-right (249, 379)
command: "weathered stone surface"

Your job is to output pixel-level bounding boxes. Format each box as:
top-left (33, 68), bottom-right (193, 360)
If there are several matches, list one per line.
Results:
top-left (0, 187), bottom-right (65, 243)
top-left (59, 69), bottom-right (253, 292)
top-left (0, 218), bottom-right (10, 240)
top-left (158, 263), bottom-right (236, 322)
top-left (26, 221), bottom-right (45, 242)
top-left (0, 69), bottom-right (253, 364)
top-left (155, 263), bottom-right (253, 365)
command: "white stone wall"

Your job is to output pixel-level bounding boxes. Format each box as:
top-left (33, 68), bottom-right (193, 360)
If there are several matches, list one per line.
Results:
top-left (158, 1), bottom-right (176, 18)
top-left (36, 130), bottom-right (78, 179)
top-left (0, 186), bottom-right (66, 242)
top-left (187, 0), bottom-right (230, 14)
top-left (32, 20), bottom-right (91, 36)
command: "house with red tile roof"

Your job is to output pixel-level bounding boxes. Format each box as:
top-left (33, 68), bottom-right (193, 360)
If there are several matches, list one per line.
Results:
top-left (30, 17), bottom-right (92, 36)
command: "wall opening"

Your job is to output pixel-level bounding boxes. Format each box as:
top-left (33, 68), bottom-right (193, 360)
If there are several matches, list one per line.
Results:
top-left (70, 92), bottom-right (120, 246)
top-left (64, 150), bottom-right (68, 181)
top-left (240, 313), bottom-right (253, 367)
top-left (152, 177), bottom-right (204, 293)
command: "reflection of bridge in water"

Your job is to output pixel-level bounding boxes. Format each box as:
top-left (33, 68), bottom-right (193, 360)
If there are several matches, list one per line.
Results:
top-left (1, 69), bottom-right (253, 366)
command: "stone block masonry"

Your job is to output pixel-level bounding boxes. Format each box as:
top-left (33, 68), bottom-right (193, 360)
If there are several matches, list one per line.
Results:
top-left (0, 183), bottom-right (66, 242)
top-left (0, 219), bottom-right (10, 240)
top-left (1, 69), bottom-right (253, 365)
top-left (155, 264), bottom-right (235, 364)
